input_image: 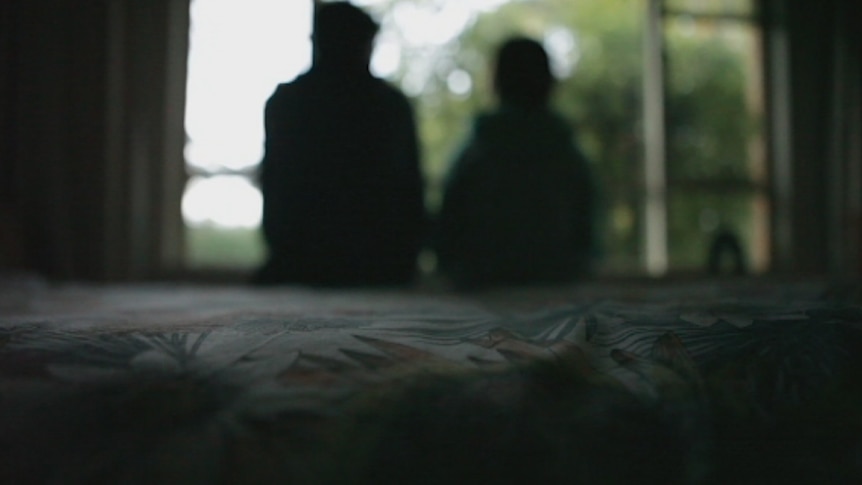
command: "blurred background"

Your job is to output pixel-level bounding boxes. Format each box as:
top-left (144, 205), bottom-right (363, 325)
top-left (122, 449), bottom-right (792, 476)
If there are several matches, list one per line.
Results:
top-left (183, 0), bottom-right (769, 276)
top-left (1, 0), bottom-right (858, 281)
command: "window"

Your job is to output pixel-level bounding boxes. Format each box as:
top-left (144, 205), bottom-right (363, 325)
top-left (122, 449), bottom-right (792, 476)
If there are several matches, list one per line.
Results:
top-left (661, 0), bottom-right (768, 273)
top-left (182, 0), bottom-right (313, 268)
top-left (182, 0), bottom-right (769, 276)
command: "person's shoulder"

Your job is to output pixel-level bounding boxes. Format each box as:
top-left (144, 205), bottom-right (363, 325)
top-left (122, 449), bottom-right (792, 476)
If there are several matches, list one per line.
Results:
top-left (360, 77), bottom-right (414, 119)
top-left (507, 107), bottom-right (575, 142)
top-left (545, 108), bottom-right (576, 129)
top-left (272, 72), bottom-right (312, 94)
top-left (472, 110), bottom-right (502, 131)
top-left (268, 79), bottom-right (299, 102)
top-left (470, 109), bottom-right (525, 141)
top-left (543, 107), bottom-right (570, 124)
top-left (450, 112), bottom-right (496, 168)
top-left (266, 74), bottom-right (318, 111)
top-left (370, 77), bottom-right (412, 103)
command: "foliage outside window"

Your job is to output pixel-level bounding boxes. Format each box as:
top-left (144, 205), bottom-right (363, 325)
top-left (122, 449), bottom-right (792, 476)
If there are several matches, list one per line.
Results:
top-left (370, 0), bottom-right (766, 274)
top-left (183, 0), bottom-right (768, 275)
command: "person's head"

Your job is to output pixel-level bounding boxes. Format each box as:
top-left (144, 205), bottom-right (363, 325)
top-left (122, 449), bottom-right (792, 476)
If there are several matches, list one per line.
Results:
top-left (312, 2), bottom-right (379, 70)
top-left (493, 37), bottom-right (555, 108)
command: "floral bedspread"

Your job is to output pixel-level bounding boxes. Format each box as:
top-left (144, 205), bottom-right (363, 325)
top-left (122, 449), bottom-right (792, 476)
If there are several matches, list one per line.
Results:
top-left (1, 277), bottom-right (861, 483)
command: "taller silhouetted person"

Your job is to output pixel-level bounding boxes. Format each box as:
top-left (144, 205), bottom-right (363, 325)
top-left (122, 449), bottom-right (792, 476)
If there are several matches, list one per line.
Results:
top-left (256, 2), bottom-right (425, 286)
top-left (436, 37), bottom-right (597, 289)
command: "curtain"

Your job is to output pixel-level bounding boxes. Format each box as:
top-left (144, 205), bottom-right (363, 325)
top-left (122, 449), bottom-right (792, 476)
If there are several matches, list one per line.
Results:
top-left (0, 0), bottom-right (189, 280)
top-left (103, 0), bottom-right (190, 280)
top-left (769, 0), bottom-right (862, 276)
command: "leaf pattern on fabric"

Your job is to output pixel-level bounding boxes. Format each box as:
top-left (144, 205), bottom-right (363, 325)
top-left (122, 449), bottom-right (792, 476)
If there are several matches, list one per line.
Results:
top-left (1, 282), bottom-right (862, 482)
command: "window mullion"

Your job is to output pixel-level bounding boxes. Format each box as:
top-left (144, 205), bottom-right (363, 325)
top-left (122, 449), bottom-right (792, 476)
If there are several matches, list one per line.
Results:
top-left (643, 0), bottom-right (669, 275)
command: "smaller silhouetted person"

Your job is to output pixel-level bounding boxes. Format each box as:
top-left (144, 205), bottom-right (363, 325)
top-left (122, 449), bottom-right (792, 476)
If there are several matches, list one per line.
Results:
top-left (435, 37), bottom-right (596, 289)
top-left (707, 228), bottom-right (747, 275)
top-left (256, 2), bottom-right (425, 286)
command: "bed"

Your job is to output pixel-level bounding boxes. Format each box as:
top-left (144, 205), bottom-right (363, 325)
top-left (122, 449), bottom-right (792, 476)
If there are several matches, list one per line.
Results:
top-left (1, 274), bottom-right (861, 483)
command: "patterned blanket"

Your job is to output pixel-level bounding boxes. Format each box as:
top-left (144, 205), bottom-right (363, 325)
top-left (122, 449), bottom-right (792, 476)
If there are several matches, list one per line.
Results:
top-left (1, 276), bottom-right (861, 483)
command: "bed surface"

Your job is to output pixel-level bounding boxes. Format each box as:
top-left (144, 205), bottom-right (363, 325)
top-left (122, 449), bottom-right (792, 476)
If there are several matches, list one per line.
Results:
top-left (2, 276), bottom-right (861, 483)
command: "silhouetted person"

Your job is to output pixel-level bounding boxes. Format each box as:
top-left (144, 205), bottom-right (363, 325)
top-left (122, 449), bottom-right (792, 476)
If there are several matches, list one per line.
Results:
top-left (256, 2), bottom-right (425, 286)
top-left (707, 228), bottom-right (747, 275)
top-left (436, 37), bottom-right (596, 288)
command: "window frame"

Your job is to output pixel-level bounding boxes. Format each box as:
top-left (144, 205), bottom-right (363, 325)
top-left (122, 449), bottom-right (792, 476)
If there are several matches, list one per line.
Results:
top-left (640, 0), bottom-right (771, 275)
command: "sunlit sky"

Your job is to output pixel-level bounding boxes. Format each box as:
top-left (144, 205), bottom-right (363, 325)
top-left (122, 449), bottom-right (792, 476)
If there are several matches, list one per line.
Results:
top-left (182, 0), bottom-right (541, 228)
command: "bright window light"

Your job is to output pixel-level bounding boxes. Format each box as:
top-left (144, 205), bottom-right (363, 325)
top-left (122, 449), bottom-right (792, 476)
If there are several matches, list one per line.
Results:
top-left (182, 0), bottom-right (312, 268)
top-left (182, 175), bottom-right (263, 228)
top-left (182, 0), bottom-right (312, 234)
top-left (182, 0), bottom-right (511, 234)
top-left (184, 0), bottom-right (312, 174)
